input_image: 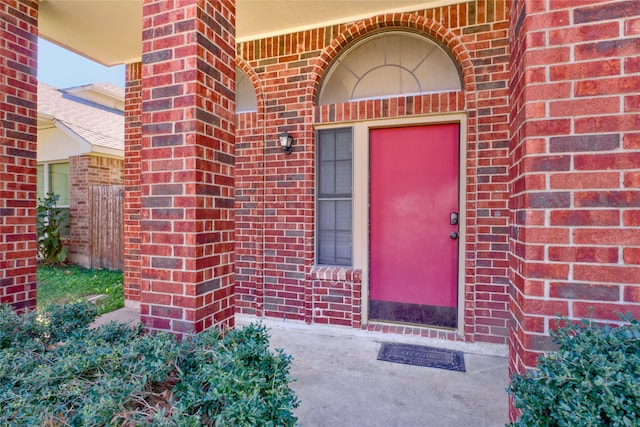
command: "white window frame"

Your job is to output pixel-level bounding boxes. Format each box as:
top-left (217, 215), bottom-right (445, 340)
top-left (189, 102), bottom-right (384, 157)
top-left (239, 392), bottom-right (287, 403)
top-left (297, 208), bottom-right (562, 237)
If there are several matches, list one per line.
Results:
top-left (38, 162), bottom-right (70, 208)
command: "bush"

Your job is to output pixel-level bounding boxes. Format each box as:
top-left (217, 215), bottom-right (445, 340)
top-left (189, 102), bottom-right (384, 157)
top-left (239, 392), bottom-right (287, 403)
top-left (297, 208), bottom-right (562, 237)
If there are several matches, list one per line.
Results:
top-left (36, 192), bottom-right (69, 265)
top-left (507, 315), bottom-right (640, 427)
top-left (0, 303), bottom-right (299, 426)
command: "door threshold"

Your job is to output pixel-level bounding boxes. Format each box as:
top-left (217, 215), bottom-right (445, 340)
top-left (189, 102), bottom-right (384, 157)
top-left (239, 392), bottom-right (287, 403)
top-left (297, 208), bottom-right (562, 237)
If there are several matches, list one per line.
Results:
top-left (366, 319), bottom-right (458, 333)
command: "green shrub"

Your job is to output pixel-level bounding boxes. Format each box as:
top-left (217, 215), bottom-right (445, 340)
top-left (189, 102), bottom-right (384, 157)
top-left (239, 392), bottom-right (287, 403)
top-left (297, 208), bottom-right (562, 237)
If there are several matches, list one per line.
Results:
top-left (508, 315), bottom-right (640, 427)
top-left (36, 192), bottom-right (69, 265)
top-left (0, 302), bottom-right (298, 426)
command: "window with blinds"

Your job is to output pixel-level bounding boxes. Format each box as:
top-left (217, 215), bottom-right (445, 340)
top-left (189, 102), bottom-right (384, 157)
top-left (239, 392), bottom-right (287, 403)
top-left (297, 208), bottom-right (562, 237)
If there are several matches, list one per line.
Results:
top-left (317, 128), bottom-right (353, 266)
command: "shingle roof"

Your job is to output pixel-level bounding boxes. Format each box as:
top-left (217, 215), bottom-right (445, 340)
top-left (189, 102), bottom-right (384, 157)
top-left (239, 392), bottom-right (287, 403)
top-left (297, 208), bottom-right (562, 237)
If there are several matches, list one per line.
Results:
top-left (38, 82), bottom-right (124, 152)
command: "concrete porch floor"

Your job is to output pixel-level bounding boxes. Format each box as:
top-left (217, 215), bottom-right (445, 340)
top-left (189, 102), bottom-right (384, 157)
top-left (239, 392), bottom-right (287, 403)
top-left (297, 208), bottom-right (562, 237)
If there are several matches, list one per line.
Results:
top-left (94, 308), bottom-right (509, 426)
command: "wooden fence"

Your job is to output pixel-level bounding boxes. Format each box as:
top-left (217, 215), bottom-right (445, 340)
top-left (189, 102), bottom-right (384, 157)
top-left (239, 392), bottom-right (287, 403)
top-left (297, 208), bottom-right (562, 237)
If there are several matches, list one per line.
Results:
top-left (89, 185), bottom-right (124, 271)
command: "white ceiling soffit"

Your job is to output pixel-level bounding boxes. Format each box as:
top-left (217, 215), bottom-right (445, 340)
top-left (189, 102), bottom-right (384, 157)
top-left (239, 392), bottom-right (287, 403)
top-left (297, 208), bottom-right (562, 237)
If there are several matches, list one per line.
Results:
top-left (236, 0), bottom-right (462, 42)
top-left (39, 0), bottom-right (462, 66)
top-left (39, 0), bottom-right (143, 66)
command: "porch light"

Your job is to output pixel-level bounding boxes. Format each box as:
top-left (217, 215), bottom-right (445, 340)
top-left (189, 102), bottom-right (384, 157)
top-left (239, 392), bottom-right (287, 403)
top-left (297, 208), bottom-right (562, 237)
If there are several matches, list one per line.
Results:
top-left (279, 131), bottom-right (293, 154)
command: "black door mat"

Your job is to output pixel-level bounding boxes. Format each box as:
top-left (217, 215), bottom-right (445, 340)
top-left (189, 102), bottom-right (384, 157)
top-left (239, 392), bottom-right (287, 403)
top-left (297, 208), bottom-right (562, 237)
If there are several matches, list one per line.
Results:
top-left (377, 343), bottom-right (466, 372)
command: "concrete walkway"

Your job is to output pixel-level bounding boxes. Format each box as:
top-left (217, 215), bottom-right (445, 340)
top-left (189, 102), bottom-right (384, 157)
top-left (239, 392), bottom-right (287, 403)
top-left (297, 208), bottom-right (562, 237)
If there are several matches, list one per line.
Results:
top-left (91, 306), bottom-right (140, 328)
top-left (96, 309), bottom-right (509, 427)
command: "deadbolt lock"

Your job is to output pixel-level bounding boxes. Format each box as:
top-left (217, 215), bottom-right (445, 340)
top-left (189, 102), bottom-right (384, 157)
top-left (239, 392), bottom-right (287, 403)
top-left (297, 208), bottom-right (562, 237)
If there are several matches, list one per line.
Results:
top-left (450, 212), bottom-right (459, 225)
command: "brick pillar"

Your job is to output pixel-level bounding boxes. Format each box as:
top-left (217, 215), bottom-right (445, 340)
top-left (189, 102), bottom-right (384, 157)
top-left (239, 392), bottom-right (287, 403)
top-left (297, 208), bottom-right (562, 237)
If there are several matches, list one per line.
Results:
top-left (124, 62), bottom-right (142, 307)
top-left (0, 1), bottom-right (38, 312)
top-left (508, 0), bottom-right (640, 421)
top-left (68, 155), bottom-right (90, 267)
top-left (140, 0), bottom-right (236, 334)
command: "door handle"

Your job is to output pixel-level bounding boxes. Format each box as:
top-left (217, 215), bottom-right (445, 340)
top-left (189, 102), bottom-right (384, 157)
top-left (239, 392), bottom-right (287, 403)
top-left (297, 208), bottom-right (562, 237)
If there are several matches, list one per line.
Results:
top-left (450, 231), bottom-right (458, 239)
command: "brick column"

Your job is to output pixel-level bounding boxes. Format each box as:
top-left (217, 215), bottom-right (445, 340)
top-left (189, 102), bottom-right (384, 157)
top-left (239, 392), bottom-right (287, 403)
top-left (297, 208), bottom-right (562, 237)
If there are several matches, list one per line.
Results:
top-left (508, 0), bottom-right (640, 420)
top-left (140, 0), bottom-right (236, 334)
top-left (0, 1), bottom-right (38, 312)
top-left (124, 62), bottom-right (142, 306)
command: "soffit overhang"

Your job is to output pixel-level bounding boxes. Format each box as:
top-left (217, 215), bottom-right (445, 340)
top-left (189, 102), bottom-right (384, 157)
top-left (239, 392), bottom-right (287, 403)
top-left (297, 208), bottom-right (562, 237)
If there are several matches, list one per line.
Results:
top-left (39, 0), bottom-right (464, 66)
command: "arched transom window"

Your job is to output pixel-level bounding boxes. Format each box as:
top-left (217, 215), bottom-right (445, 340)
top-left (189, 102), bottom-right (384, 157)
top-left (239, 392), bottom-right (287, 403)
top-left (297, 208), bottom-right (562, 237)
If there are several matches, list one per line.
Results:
top-left (319, 32), bottom-right (462, 105)
top-left (236, 67), bottom-right (258, 113)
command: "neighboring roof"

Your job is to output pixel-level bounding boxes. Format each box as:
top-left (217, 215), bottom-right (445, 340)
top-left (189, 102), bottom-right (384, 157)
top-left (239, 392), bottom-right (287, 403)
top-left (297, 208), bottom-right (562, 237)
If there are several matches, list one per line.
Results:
top-left (38, 82), bottom-right (124, 153)
top-left (64, 82), bottom-right (125, 110)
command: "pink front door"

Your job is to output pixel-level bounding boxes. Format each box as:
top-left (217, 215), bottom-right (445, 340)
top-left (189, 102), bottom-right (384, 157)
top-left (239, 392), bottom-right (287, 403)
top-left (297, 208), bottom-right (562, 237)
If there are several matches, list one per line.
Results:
top-left (369, 124), bottom-right (459, 327)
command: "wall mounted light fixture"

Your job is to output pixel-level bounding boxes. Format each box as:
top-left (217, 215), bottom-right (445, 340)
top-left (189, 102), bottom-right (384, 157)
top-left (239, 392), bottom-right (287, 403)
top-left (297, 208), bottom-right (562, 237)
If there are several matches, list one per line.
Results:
top-left (279, 131), bottom-right (293, 154)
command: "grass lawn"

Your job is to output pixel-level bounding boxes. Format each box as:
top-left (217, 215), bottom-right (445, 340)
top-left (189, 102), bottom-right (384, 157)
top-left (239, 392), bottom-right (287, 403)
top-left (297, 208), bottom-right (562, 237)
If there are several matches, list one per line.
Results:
top-left (37, 264), bottom-right (124, 314)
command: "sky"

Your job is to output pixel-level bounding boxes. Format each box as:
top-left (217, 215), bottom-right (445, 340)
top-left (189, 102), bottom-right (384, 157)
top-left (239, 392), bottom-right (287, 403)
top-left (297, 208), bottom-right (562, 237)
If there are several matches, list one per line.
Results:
top-left (38, 38), bottom-right (126, 89)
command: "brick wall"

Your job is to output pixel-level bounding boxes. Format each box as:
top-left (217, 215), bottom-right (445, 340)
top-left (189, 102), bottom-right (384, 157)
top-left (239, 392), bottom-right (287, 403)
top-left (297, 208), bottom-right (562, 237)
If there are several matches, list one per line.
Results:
top-left (0, 1), bottom-right (38, 312)
top-left (235, 0), bottom-right (512, 343)
top-left (68, 154), bottom-right (124, 267)
top-left (508, 0), bottom-right (640, 407)
top-left (124, 62), bottom-right (142, 306)
top-left (310, 266), bottom-right (361, 327)
top-left (139, 0), bottom-right (236, 335)
top-left (234, 59), bottom-right (265, 317)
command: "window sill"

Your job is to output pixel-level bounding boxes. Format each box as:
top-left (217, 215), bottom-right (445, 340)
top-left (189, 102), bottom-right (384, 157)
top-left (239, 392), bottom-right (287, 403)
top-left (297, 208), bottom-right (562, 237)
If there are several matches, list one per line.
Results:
top-left (309, 265), bottom-right (361, 283)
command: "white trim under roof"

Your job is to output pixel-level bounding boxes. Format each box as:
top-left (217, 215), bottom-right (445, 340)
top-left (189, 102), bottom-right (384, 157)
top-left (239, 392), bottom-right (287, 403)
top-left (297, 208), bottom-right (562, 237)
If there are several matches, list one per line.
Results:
top-left (236, 0), bottom-right (467, 43)
top-left (40, 0), bottom-right (466, 66)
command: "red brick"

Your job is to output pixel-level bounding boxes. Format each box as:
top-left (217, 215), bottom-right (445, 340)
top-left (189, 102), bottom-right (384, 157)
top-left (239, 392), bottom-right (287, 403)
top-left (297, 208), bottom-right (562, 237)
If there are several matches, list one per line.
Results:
top-left (623, 133), bottom-right (640, 149)
top-left (625, 56), bottom-right (640, 73)
top-left (574, 265), bottom-right (640, 285)
top-left (574, 1), bottom-right (639, 24)
top-left (574, 228), bottom-right (640, 245)
top-left (575, 76), bottom-right (640, 97)
top-left (548, 246), bottom-right (618, 264)
top-left (549, 96), bottom-right (620, 117)
top-left (574, 152), bottom-right (640, 171)
top-left (520, 227), bottom-right (569, 244)
top-left (523, 119), bottom-right (571, 137)
top-left (624, 95), bottom-right (640, 112)
top-left (525, 47), bottom-right (570, 67)
top-left (523, 263), bottom-right (570, 280)
top-left (623, 248), bottom-right (640, 265)
top-left (575, 191), bottom-right (640, 208)
top-left (523, 82), bottom-right (572, 101)
top-left (550, 172), bottom-right (619, 189)
top-left (528, 10), bottom-right (570, 31)
top-left (626, 18), bottom-right (640, 35)
top-left (549, 21), bottom-right (620, 45)
top-left (550, 283), bottom-right (619, 301)
top-left (624, 286), bottom-right (640, 302)
top-left (550, 209), bottom-right (619, 226)
top-left (624, 171), bottom-right (640, 188)
top-left (550, 59), bottom-right (620, 81)
top-left (573, 302), bottom-right (640, 321)
top-left (623, 210), bottom-right (640, 226)
top-left (575, 38), bottom-right (640, 61)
